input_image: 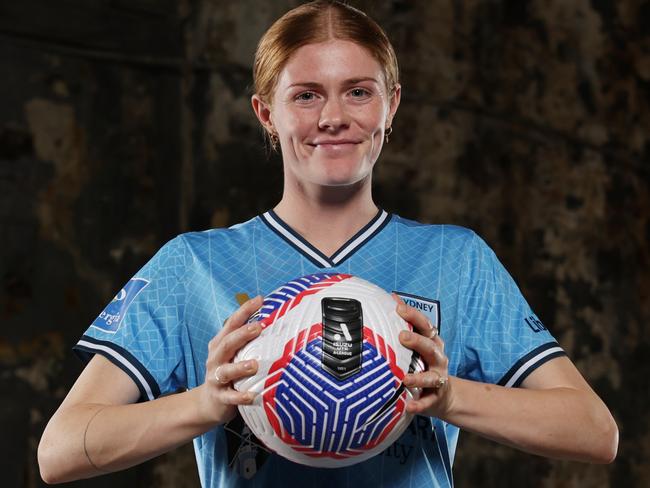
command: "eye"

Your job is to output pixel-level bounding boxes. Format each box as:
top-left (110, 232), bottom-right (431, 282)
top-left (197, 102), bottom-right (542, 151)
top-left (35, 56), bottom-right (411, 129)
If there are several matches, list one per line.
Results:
top-left (350, 88), bottom-right (371, 98)
top-left (295, 91), bottom-right (317, 102)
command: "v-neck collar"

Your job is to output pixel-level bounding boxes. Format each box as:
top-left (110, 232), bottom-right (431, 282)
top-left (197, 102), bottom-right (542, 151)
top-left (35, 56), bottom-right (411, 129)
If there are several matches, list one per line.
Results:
top-left (259, 208), bottom-right (392, 268)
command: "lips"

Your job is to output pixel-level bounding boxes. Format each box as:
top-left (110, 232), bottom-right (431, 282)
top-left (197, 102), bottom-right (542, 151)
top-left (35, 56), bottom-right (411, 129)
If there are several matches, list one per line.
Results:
top-left (310, 139), bottom-right (361, 147)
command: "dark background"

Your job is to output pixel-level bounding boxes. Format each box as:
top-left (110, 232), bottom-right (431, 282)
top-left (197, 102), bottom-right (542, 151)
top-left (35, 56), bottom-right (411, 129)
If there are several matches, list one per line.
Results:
top-left (1, 0), bottom-right (648, 486)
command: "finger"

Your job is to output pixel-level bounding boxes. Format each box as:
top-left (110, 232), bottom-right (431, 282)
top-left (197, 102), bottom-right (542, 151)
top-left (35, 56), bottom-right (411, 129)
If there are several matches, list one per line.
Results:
top-left (406, 397), bottom-right (434, 414)
top-left (432, 333), bottom-right (445, 353)
top-left (222, 295), bottom-right (263, 334)
top-left (208, 295), bottom-right (263, 353)
top-left (403, 370), bottom-right (448, 389)
top-left (395, 301), bottom-right (438, 338)
top-left (219, 388), bottom-right (256, 406)
top-left (211, 321), bottom-right (262, 365)
top-left (399, 330), bottom-right (447, 367)
top-left (210, 360), bottom-right (258, 385)
top-left (391, 294), bottom-right (413, 332)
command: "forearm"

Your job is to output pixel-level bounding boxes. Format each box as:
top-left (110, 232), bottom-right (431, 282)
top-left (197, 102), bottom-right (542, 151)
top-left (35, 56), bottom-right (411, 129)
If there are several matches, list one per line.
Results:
top-left (39, 386), bottom-right (215, 483)
top-left (440, 377), bottom-right (618, 463)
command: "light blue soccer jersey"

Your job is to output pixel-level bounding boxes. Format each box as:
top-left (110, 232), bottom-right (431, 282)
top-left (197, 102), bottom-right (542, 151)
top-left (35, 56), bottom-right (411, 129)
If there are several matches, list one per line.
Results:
top-left (74, 209), bottom-right (565, 488)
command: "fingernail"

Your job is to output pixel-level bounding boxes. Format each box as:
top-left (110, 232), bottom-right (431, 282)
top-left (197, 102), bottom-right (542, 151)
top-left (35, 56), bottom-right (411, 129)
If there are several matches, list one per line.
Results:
top-left (397, 304), bottom-right (407, 314)
top-left (428, 321), bottom-right (438, 337)
top-left (400, 330), bottom-right (412, 342)
top-left (247, 323), bottom-right (261, 334)
top-left (403, 375), bottom-right (414, 386)
top-left (245, 392), bottom-right (256, 403)
top-left (245, 360), bottom-right (256, 370)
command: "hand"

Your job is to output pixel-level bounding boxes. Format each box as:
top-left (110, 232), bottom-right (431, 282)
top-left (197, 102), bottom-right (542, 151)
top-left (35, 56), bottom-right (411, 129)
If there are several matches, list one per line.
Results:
top-left (394, 294), bottom-right (453, 418)
top-left (197, 295), bottom-right (264, 425)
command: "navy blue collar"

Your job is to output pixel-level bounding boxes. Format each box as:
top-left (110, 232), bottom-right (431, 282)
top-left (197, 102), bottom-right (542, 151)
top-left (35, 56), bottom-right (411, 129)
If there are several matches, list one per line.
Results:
top-left (259, 209), bottom-right (392, 268)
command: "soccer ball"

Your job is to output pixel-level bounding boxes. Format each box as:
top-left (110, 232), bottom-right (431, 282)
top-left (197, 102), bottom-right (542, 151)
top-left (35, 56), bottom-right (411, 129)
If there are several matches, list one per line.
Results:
top-left (233, 273), bottom-right (424, 468)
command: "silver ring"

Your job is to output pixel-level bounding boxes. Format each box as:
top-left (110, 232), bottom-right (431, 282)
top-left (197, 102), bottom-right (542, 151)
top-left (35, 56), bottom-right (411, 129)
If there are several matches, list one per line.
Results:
top-left (433, 374), bottom-right (448, 389)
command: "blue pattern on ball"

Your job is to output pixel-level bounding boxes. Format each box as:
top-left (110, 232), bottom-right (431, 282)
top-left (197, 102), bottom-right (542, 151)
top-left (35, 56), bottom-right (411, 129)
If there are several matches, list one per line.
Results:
top-left (273, 337), bottom-right (399, 455)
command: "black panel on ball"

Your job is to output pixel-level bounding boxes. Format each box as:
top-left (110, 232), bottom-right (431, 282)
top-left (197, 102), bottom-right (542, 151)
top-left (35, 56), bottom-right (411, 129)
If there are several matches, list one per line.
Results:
top-left (321, 297), bottom-right (364, 380)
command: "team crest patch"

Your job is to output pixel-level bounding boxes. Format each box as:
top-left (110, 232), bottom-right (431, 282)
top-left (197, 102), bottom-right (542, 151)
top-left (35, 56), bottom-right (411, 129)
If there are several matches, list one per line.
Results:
top-left (393, 291), bottom-right (441, 331)
top-left (91, 278), bottom-right (150, 333)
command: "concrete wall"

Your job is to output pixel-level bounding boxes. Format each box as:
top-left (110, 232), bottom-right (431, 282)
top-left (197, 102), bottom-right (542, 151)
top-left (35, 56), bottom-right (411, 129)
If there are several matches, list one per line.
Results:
top-left (1, 1), bottom-right (648, 486)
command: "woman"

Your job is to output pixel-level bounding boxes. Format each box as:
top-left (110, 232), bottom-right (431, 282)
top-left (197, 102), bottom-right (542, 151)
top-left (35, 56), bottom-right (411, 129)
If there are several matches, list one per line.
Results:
top-left (38, 1), bottom-right (618, 486)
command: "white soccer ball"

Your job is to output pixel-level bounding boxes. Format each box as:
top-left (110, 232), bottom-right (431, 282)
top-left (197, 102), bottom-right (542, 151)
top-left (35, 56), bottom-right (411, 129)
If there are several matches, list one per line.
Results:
top-left (234, 273), bottom-right (424, 468)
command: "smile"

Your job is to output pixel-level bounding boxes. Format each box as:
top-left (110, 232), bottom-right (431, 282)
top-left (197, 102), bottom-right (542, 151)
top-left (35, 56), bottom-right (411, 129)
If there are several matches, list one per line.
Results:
top-left (310, 140), bottom-right (362, 150)
top-left (312, 139), bottom-right (360, 144)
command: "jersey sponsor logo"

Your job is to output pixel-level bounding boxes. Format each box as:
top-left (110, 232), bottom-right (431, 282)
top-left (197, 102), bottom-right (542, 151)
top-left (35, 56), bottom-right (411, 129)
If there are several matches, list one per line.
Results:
top-left (525, 315), bottom-right (547, 333)
top-left (91, 278), bottom-right (150, 333)
top-left (393, 291), bottom-right (441, 331)
top-left (224, 414), bottom-right (435, 478)
top-left (382, 416), bottom-right (435, 465)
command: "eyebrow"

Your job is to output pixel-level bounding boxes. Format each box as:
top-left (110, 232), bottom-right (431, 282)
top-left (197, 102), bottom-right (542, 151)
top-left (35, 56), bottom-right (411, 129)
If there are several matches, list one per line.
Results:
top-left (287, 77), bottom-right (380, 89)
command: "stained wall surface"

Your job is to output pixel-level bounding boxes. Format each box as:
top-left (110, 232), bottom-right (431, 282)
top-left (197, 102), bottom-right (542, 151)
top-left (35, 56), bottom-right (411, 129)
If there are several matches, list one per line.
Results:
top-left (1, 1), bottom-right (648, 487)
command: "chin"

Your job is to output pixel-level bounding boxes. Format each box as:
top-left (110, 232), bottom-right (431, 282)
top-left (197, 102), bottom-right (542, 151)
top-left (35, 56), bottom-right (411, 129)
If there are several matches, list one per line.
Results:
top-left (315, 171), bottom-right (370, 188)
top-left (319, 160), bottom-right (373, 185)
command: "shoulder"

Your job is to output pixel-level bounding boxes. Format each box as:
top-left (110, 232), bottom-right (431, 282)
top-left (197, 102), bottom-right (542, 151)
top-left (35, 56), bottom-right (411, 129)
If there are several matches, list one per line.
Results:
top-left (175, 215), bottom-right (261, 258)
top-left (390, 213), bottom-right (479, 247)
top-left (177, 217), bottom-right (259, 248)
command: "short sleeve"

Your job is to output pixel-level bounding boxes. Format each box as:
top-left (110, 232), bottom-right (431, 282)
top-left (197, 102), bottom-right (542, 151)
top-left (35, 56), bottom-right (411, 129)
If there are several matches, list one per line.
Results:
top-left (73, 236), bottom-right (190, 401)
top-left (458, 233), bottom-right (566, 387)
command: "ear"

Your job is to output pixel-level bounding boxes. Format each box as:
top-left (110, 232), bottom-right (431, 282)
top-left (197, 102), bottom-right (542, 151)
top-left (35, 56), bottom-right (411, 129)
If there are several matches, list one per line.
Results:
top-left (251, 94), bottom-right (274, 134)
top-left (386, 83), bottom-right (401, 128)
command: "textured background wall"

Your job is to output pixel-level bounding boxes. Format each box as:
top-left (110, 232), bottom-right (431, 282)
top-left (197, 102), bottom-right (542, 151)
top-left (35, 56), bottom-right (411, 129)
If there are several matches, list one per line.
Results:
top-left (0, 0), bottom-right (648, 487)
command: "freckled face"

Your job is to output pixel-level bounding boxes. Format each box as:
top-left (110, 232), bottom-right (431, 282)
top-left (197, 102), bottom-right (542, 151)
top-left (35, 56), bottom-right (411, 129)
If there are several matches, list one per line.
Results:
top-left (268, 40), bottom-right (399, 188)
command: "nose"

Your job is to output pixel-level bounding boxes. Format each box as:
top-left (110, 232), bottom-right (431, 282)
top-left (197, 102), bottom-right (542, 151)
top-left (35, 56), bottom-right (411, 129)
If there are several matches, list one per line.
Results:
top-left (318, 97), bottom-right (349, 132)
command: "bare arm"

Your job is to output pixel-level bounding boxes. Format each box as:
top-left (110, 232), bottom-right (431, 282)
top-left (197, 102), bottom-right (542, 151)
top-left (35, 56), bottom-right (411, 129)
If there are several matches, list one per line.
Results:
top-left (38, 355), bottom-right (216, 483)
top-left (396, 302), bottom-right (619, 464)
top-left (38, 296), bottom-right (263, 484)
top-left (439, 358), bottom-right (618, 462)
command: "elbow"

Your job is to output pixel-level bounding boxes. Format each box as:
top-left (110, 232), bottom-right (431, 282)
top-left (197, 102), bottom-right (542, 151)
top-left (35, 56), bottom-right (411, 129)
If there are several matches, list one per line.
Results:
top-left (594, 414), bottom-right (619, 464)
top-left (38, 438), bottom-right (60, 484)
top-left (564, 390), bottom-right (619, 464)
top-left (38, 431), bottom-right (73, 484)
top-left (584, 403), bottom-right (619, 464)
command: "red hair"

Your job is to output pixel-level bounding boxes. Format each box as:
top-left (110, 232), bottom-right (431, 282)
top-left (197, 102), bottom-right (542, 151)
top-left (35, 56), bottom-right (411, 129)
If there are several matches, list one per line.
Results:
top-left (253, 0), bottom-right (399, 104)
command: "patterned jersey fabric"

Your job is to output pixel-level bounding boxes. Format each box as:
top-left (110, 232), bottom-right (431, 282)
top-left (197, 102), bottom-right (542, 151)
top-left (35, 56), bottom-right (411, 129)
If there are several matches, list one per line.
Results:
top-left (74, 209), bottom-right (565, 487)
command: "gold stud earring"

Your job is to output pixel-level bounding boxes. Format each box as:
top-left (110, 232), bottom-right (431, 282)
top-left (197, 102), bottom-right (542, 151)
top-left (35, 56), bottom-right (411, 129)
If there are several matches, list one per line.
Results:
top-left (269, 132), bottom-right (279, 150)
top-left (384, 126), bottom-right (393, 144)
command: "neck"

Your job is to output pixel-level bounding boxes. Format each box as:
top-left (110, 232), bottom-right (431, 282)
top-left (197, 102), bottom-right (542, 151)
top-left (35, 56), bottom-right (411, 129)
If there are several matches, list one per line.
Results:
top-left (274, 176), bottom-right (378, 256)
